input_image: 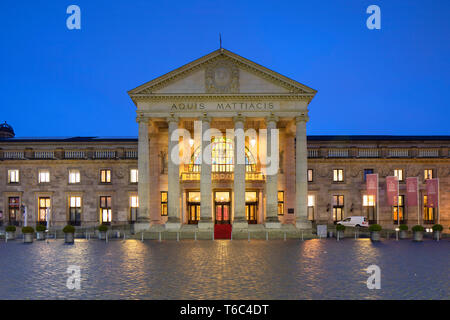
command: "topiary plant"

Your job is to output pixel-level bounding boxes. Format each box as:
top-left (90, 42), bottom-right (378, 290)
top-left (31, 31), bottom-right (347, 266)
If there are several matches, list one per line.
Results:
top-left (399, 224), bottom-right (408, 231)
top-left (62, 225), bottom-right (75, 233)
top-left (368, 224), bottom-right (382, 232)
top-left (412, 225), bottom-right (424, 232)
top-left (336, 224), bottom-right (345, 231)
top-left (98, 225), bottom-right (108, 232)
top-left (36, 224), bottom-right (46, 232)
top-left (5, 225), bottom-right (16, 232)
top-left (21, 226), bottom-right (34, 234)
top-left (432, 224), bottom-right (443, 232)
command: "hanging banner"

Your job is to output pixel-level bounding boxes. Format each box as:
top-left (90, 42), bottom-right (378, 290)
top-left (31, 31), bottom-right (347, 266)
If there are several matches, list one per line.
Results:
top-left (426, 178), bottom-right (439, 208)
top-left (406, 177), bottom-right (418, 206)
top-left (386, 176), bottom-right (399, 206)
top-left (366, 174), bottom-right (378, 197)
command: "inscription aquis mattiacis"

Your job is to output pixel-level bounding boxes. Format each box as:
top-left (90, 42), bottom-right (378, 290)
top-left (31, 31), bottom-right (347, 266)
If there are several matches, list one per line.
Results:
top-left (169, 102), bottom-right (276, 111)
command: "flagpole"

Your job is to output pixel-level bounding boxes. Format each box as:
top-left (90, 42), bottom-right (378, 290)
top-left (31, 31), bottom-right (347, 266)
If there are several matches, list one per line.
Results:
top-left (376, 174), bottom-right (379, 225)
top-left (437, 178), bottom-right (440, 224)
top-left (417, 177), bottom-right (419, 225)
top-left (397, 176), bottom-right (400, 227)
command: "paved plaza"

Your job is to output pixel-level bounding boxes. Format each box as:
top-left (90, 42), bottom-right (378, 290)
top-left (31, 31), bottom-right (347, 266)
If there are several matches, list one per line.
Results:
top-left (0, 238), bottom-right (448, 300)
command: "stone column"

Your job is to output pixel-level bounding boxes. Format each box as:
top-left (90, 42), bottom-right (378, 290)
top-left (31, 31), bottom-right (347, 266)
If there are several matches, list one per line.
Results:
top-left (136, 117), bottom-right (150, 231)
top-left (264, 115), bottom-right (281, 228)
top-left (198, 115), bottom-right (213, 230)
top-left (166, 116), bottom-right (181, 230)
top-left (233, 115), bottom-right (247, 229)
top-left (295, 114), bottom-right (312, 229)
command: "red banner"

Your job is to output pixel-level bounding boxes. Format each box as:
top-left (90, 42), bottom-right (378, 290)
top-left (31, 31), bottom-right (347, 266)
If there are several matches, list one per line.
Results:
top-left (406, 177), bottom-right (418, 206)
top-left (426, 178), bottom-right (439, 208)
top-left (386, 176), bottom-right (399, 206)
top-left (366, 174), bottom-right (378, 197)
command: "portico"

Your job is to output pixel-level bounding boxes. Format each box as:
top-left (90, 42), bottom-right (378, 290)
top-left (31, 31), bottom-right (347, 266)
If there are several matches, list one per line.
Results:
top-left (128, 48), bottom-right (316, 233)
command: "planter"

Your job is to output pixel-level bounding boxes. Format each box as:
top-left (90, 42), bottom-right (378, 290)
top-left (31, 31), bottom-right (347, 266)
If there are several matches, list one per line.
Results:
top-left (6, 232), bottom-right (15, 240)
top-left (399, 230), bottom-right (408, 239)
top-left (413, 231), bottom-right (423, 242)
top-left (370, 231), bottom-right (381, 241)
top-left (23, 233), bottom-right (34, 243)
top-left (64, 233), bottom-right (74, 244)
top-left (98, 231), bottom-right (107, 240)
top-left (36, 231), bottom-right (46, 241)
top-left (433, 231), bottom-right (441, 241)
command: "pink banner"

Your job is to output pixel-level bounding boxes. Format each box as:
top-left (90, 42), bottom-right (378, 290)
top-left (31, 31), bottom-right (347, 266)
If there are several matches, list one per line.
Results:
top-left (406, 177), bottom-right (418, 206)
top-left (366, 174), bottom-right (378, 197)
top-left (386, 176), bottom-right (399, 206)
top-left (426, 178), bottom-right (439, 208)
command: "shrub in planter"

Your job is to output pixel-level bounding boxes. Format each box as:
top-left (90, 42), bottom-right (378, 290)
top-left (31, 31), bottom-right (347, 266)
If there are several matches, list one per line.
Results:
top-left (63, 225), bottom-right (75, 244)
top-left (412, 225), bottom-right (424, 242)
top-left (336, 224), bottom-right (345, 239)
top-left (35, 224), bottom-right (46, 240)
top-left (98, 225), bottom-right (108, 240)
top-left (5, 225), bottom-right (16, 240)
top-left (368, 224), bottom-right (382, 241)
top-left (22, 226), bottom-right (34, 243)
top-left (399, 224), bottom-right (408, 239)
top-left (432, 224), bottom-right (443, 240)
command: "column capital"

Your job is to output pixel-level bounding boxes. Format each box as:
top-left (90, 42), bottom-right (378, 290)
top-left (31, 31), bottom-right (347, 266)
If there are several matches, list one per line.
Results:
top-left (232, 114), bottom-right (246, 125)
top-left (200, 113), bottom-right (212, 123)
top-left (295, 113), bottom-right (309, 124)
top-left (265, 114), bottom-right (279, 125)
top-left (166, 114), bottom-right (179, 124)
top-left (136, 116), bottom-right (149, 124)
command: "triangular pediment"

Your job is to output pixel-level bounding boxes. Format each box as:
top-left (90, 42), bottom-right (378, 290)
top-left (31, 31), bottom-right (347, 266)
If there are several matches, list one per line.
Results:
top-left (128, 49), bottom-right (317, 97)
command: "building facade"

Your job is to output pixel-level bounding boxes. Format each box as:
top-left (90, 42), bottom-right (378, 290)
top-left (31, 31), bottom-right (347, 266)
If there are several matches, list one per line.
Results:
top-left (0, 49), bottom-right (449, 232)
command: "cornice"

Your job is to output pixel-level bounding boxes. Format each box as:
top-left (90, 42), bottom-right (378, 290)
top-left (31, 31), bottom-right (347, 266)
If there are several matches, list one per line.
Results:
top-left (130, 93), bottom-right (315, 103)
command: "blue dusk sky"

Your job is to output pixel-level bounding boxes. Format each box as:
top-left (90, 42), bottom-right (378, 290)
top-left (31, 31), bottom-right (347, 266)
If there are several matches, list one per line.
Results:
top-left (0, 0), bottom-right (449, 137)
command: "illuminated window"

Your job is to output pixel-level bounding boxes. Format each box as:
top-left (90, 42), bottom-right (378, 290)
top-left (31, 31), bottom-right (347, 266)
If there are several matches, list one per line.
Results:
top-left (363, 195), bottom-right (376, 222)
top-left (333, 195), bottom-right (344, 221)
top-left (8, 170), bottom-right (19, 183)
top-left (307, 195), bottom-right (315, 221)
top-left (394, 169), bottom-right (404, 181)
top-left (130, 195), bottom-right (138, 222)
top-left (69, 170), bottom-right (80, 184)
top-left (100, 196), bottom-right (112, 224)
top-left (424, 169), bottom-right (433, 180)
top-left (8, 197), bottom-right (20, 225)
top-left (392, 195), bottom-right (405, 223)
top-left (277, 191), bottom-right (284, 215)
top-left (38, 170), bottom-right (50, 183)
top-left (38, 197), bottom-right (51, 224)
top-left (160, 192), bottom-right (168, 216)
top-left (130, 169), bottom-right (138, 183)
top-left (100, 169), bottom-right (111, 183)
top-left (308, 169), bottom-right (313, 182)
top-left (333, 169), bottom-right (344, 182)
top-left (423, 195), bottom-right (435, 224)
top-left (69, 196), bottom-right (81, 226)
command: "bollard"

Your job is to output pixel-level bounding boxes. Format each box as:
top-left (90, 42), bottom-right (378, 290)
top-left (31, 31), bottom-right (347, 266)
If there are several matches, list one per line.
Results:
top-left (284, 232), bottom-right (286, 241)
top-left (265, 231), bottom-right (268, 241)
top-left (230, 232), bottom-right (232, 241)
top-left (301, 231), bottom-right (304, 241)
top-left (106, 232), bottom-right (108, 243)
top-left (55, 231), bottom-right (57, 239)
top-left (212, 231), bottom-right (214, 241)
top-left (337, 232), bottom-right (340, 242)
top-left (159, 232), bottom-right (162, 242)
top-left (194, 231), bottom-right (197, 241)
top-left (396, 231), bottom-right (399, 241)
top-left (177, 232), bottom-right (179, 242)
top-left (141, 232), bottom-right (144, 242)
top-left (248, 231), bottom-right (250, 242)
top-left (123, 233), bottom-right (126, 241)
top-left (5, 233), bottom-right (7, 243)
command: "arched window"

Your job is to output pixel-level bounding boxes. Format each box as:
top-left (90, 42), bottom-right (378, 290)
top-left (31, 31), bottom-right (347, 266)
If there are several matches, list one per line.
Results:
top-left (189, 137), bottom-right (256, 173)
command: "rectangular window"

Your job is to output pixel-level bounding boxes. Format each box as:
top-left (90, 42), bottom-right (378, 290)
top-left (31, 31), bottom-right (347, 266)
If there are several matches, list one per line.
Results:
top-left (38, 170), bottom-right (50, 183)
top-left (307, 169), bottom-right (314, 182)
top-left (277, 191), bottom-right (284, 215)
top-left (161, 192), bottom-right (168, 216)
top-left (100, 196), bottom-right (112, 224)
top-left (130, 195), bottom-right (139, 222)
top-left (8, 197), bottom-right (20, 225)
top-left (100, 169), bottom-right (111, 183)
top-left (363, 194), bottom-right (376, 223)
top-left (424, 169), bottom-right (433, 180)
top-left (130, 169), bottom-right (138, 183)
top-left (363, 169), bottom-right (374, 182)
top-left (392, 195), bottom-right (405, 223)
top-left (423, 195), bottom-right (435, 224)
top-left (69, 196), bottom-right (81, 226)
top-left (332, 195), bottom-right (344, 221)
top-left (394, 169), bottom-right (404, 181)
top-left (8, 169), bottom-right (19, 183)
top-left (333, 169), bottom-right (344, 182)
top-left (69, 170), bottom-right (80, 184)
top-left (307, 195), bottom-right (315, 221)
top-left (38, 197), bottom-right (51, 224)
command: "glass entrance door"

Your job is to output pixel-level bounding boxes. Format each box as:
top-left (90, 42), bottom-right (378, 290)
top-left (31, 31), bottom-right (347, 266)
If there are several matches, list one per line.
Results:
top-left (214, 191), bottom-right (231, 224)
top-left (245, 203), bottom-right (258, 224)
top-left (187, 192), bottom-right (200, 224)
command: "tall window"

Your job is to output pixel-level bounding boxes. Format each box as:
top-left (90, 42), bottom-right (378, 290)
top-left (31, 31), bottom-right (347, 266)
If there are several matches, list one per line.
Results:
top-left (100, 169), bottom-right (111, 183)
top-left (333, 169), bottom-right (344, 182)
top-left (38, 197), bottom-right (51, 225)
top-left (363, 195), bottom-right (376, 223)
top-left (69, 196), bottom-right (81, 226)
top-left (8, 197), bottom-right (20, 225)
top-left (333, 195), bottom-right (344, 221)
top-left (38, 170), bottom-right (50, 183)
top-left (424, 169), bottom-right (433, 180)
top-left (307, 195), bottom-right (315, 221)
top-left (100, 196), bottom-right (112, 224)
top-left (423, 195), bottom-right (435, 224)
top-left (130, 169), bottom-right (138, 183)
top-left (8, 170), bottom-right (19, 183)
top-left (392, 195), bottom-right (405, 224)
top-left (277, 191), bottom-right (284, 215)
top-left (69, 170), bottom-right (80, 184)
top-left (394, 169), bottom-right (404, 182)
top-left (308, 169), bottom-right (314, 182)
top-left (363, 169), bottom-right (374, 182)
top-left (160, 192), bottom-right (168, 216)
top-left (130, 195), bottom-right (139, 222)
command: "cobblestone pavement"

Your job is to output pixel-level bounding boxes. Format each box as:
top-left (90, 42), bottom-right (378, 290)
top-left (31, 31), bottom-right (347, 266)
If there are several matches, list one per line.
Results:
top-left (0, 238), bottom-right (448, 300)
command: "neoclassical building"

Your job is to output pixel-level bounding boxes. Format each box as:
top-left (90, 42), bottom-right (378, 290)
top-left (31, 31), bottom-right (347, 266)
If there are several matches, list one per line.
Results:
top-left (0, 49), bottom-right (449, 234)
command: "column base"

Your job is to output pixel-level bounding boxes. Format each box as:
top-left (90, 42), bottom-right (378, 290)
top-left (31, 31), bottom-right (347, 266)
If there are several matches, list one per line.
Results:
top-left (296, 219), bottom-right (312, 230)
top-left (165, 221), bottom-right (182, 231)
top-left (232, 220), bottom-right (248, 229)
top-left (132, 222), bottom-right (150, 233)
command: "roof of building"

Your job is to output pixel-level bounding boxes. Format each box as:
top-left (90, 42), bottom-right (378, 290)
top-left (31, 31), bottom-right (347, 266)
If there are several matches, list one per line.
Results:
top-left (0, 121), bottom-right (15, 135)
